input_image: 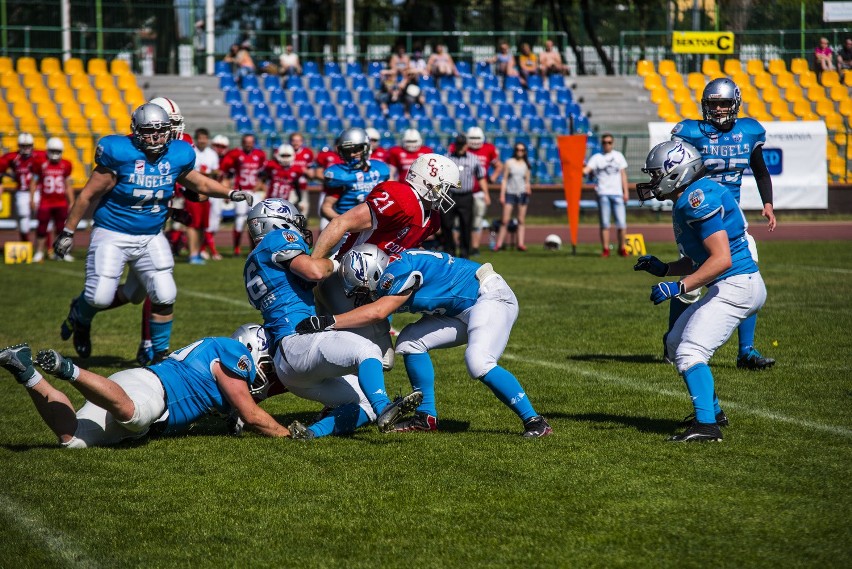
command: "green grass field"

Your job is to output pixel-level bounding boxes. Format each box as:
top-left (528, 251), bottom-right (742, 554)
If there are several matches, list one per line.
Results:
top-left (1, 241), bottom-right (850, 568)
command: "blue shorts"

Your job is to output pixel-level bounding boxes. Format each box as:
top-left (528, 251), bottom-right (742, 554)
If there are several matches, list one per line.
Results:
top-left (598, 194), bottom-right (626, 229)
top-left (506, 193), bottom-right (529, 206)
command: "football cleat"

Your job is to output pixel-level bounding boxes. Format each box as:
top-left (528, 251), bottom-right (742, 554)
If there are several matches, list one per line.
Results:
top-left (679, 410), bottom-right (729, 427)
top-left (376, 390), bottom-right (423, 433)
top-left (391, 411), bottom-right (438, 433)
top-left (0, 344), bottom-right (36, 384)
top-left (35, 349), bottom-right (76, 381)
top-left (522, 415), bottom-right (553, 438)
top-left (136, 340), bottom-right (154, 366)
top-left (667, 420), bottom-right (723, 442)
top-left (60, 298), bottom-right (91, 358)
top-left (288, 420), bottom-right (316, 440)
top-left (736, 348), bottom-right (775, 370)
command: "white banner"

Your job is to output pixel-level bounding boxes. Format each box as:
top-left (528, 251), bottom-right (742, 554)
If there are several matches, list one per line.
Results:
top-left (823, 2), bottom-right (852, 22)
top-left (648, 121), bottom-right (828, 210)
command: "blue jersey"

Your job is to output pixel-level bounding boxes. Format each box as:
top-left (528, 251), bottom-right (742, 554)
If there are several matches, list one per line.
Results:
top-left (149, 337), bottom-right (256, 435)
top-left (673, 178), bottom-right (758, 283)
top-left (376, 250), bottom-right (481, 317)
top-left (244, 229), bottom-right (316, 345)
top-left (324, 160), bottom-right (391, 215)
top-left (671, 118), bottom-right (765, 203)
top-left (92, 135), bottom-right (196, 235)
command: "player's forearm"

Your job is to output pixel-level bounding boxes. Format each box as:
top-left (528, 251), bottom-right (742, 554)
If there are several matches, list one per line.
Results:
top-left (333, 305), bottom-right (389, 329)
top-left (63, 193), bottom-right (92, 231)
top-left (311, 217), bottom-right (347, 258)
top-left (241, 407), bottom-right (290, 437)
top-left (681, 254), bottom-right (731, 293)
top-left (664, 256), bottom-right (695, 277)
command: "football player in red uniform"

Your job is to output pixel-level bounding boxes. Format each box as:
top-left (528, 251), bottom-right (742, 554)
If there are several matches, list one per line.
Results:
top-left (387, 129), bottom-right (433, 183)
top-left (288, 132), bottom-right (315, 219)
top-left (30, 138), bottom-right (73, 263)
top-left (366, 127), bottom-right (390, 164)
top-left (263, 144), bottom-right (307, 202)
top-left (0, 132), bottom-right (46, 243)
top-left (220, 134), bottom-right (266, 255)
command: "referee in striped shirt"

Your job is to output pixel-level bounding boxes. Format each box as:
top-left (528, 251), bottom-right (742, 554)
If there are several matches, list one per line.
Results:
top-left (441, 134), bottom-right (489, 258)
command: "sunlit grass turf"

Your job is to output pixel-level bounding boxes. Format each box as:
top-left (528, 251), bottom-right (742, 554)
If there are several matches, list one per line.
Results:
top-left (0, 241), bottom-right (850, 568)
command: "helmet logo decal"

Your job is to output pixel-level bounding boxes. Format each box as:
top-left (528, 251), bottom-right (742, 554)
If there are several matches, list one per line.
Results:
top-left (349, 251), bottom-right (369, 284)
top-left (427, 158), bottom-right (438, 177)
top-left (380, 274), bottom-right (394, 290)
top-left (663, 143), bottom-right (686, 171)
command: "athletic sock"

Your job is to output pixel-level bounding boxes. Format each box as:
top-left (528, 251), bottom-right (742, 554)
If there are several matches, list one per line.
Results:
top-left (738, 313), bottom-right (758, 357)
top-left (74, 294), bottom-right (100, 326)
top-left (682, 363), bottom-right (716, 424)
top-left (481, 366), bottom-right (537, 422)
top-left (150, 320), bottom-right (173, 355)
top-left (712, 391), bottom-right (722, 416)
top-left (403, 352), bottom-right (437, 417)
top-left (357, 358), bottom-right (391, 415)
top-left (309, 403), bottom-right (371, 438)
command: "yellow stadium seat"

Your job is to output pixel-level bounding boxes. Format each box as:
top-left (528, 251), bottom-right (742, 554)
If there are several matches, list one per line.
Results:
top-left (839, 99), bottom-right (852, 118)
top-left (701, 59), bottom-right (721, 76)
top-left (46, 73), bottom-right (69, 90)
top-left (657, 100), bottom-right (678, 120)
top-left (686, 72), bottom-right (705, 90)
top-left (681, 101), bottom-right (701, 120)
top-left (723, 59), bottom-right (743, 75)
top-left (829, 155), bottom-right (846, 177)
top-left (834, 131), bottom-right (847, 146)
top-left (110, 59), bottom-right (132, 76)
top-left (845, 72), bottom-right (852, 86)
top-left (768, 59), bottom-right (787, 75)
top-left (64, 58), bottom-right (84, 75)
top-left (769, 99), bottom-right (792, 119)
top-left (808, 86), bottom-right (829, 103)
top-left (5, 87), bottom-right (27, 104)
top-left (824, 112), bottom-right (844, 131)
top-left (90, 116), bottom-right (112, 135)
top-left (87, 58), bottom-right (109, 76)
top-left (643, 73), bottom-right (662, 91)
top-left (11, 100), bottom-right (35, 117)
top-left (658, 59), bottom-right (677, 77)
top-left (665, 72), bottom-right (685, 90)
top-left (93, 74), bottom-right (115, 90)
top-left (799, 72), bottom-right (818, 89)
top-left (18, 116), bottom-right (40, 131)
top-left (66, 116), bottom-right (89, 134)
top-left (784, 84), bottom-right (804, 102)
top-left (792, 99), bottom-right (814, 117)
top-left (790, 58), bottom-right (810, 75)
top-left (753, 73), bottom-right (773, 90)
top-left (52, 85), bottom-right (74, 103)
top-left (117, 75), bottom-right (139, 92)
top-left (745, 59), bottom-right (764, 75)
top-left (820, 70), bottom-right (840, 87)
top-left (0, 57), bottom-right (12, 73)
top-left (40, 57), bottom-right (61, 74)
top-left (43, 117), bottom-right (66, 134)
top-left (83, 102), bottom-right (106, 120)
top-left (101, 90), bottom-right (123, 106)
top-left (636, 60), bottom-right (654, 78)
top-left (672, 87), bottom-right (693, 105)
top-left (69, 74), bottom-right (91, 90)
top-left (815, 99), bottom-right (835, 116)
top-left (0, 73), bottom-right (21, 89)
top-left (59, 102), bottom-right (83, 118)
top-left (829, 84), bottom-right (850, 103)
top-left (76, 90), bottom-right (99, 105)
top-left (16, 57), bottom-right (37, 74)
top-left (650, 86), bottom-right (670, 105)
top-left (22, 73), bottom-right (45, 90)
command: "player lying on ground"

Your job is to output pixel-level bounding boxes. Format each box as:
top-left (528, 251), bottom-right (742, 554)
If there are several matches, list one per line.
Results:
top-left (634, 140), bottom-right (768, 442)
top-left (296, 245), bottom-right (553, 438)
top-left (0, 327), bottom-right (290, 448)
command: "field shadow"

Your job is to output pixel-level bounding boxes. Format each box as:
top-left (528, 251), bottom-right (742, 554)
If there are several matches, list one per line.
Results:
top-left (567, 353), bottom-right (663, 365)
top-left (64, 354), bottom-right (136, 368)
top-left (548, 411), bottom-right (680, 435)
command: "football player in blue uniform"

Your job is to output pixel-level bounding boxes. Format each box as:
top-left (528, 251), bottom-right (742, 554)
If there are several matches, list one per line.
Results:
top-left (668, 78), bottom-right (775, 370)
top-left (634, 141), bottom-right (767, 442)
top-left (0, 325), bottom-right (290, 448)
top-left (243, 199), bottom-right (422, 438)
top-left (296, 244), bottom-right (553, 438)
top-left (52, 103), bottom-right (253, 361)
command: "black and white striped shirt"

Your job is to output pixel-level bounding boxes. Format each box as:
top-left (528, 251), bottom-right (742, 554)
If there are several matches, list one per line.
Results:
top-left (446, 152), bottom-right (485, 194)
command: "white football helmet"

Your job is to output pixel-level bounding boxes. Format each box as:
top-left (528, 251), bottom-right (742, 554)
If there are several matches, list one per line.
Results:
top-left (149, 96), bottom-right (186, 140)
top-left (544, 234), bottom-right (562, 250)
top-left (637, 140), bottom-right (706, 202)
top-left (406, 153), bottom-right (460, 212)
top-left (466, 126), bottom-right (485, 150)
top-left (247, 198), bottom-right (311, 245)
top-left (402, 128), bottom-right (423, 152)
top-left (211, 134), bottom-right (230, 147)
top-left (365, 127), bottom-right (381, 145)
top-left (17, 132), bottom-right (34, 156)
top-left (46, 137), bottom-right (64, 161)
top-left (339, 244), bottom-right (391, 307)
top-left (276, 143), bottom-right (295, 167)
top-left (230, 324), bottom-right (274, 399)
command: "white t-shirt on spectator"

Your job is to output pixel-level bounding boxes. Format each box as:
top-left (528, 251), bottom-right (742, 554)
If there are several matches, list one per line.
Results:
top-left (195, 147), bottom-right (220, 176)
top-left (586, 150), bottom-right (628, 196)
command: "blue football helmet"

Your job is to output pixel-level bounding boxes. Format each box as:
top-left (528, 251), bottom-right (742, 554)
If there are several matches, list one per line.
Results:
top-left (701, 78), bottom-right (741, 130)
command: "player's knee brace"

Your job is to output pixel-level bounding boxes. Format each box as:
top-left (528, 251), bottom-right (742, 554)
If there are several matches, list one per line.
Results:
top-left (151, 302), bottom-right (174, 316)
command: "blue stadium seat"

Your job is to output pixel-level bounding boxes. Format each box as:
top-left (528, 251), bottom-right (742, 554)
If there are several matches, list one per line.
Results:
top-left (460, 117), bottom-right (477, 132)
top-left (392, 117), bottom-right (412, 133)
top-left (224, 89), bottom-right (242, 105)
top-left (498, 144), bottom-right (513, 162)
top-left (359, 90), bottom-right (376, 105)
top-left (419, 75), bottom-right (435, 90)
top-left (553, 161), bottom-right (563, 179)
top-left (290, 89), bottom-right (309, 105)
top-left (372, 116), bottom-right (389, 133)
top-left (528, 116), bottom-right (546, 135)
top-left (258, 116), bottom-right (277, 135)
top-left (303, 116), bottom-right (320, 134)
top-left (275, 102), bottom-right (294, 119)
top-left (242, 74), bottom-right (259, 90)
top-left (573, 114), bottom-right (590, 133)
top-left (544, 144), bottom-right (560, 163)
top-left (476, 103), bottom-right (494, 119)
top-left (514, 134), bottom-right (532, 148)
top-left (234, 116), bottom-right (253, 134)
top-left (326, 117), bottom-right (344, 133)
top-left (246, 88), bottom-right (265, 105)
top-left (307, 75), bottom-right (325, 91)
top-left (371, 76), bottom-right (384, 91)
top-left (554, 87), bottom-right (573, 105)
top-left (298, 103), bottom-right (316, 118)
top-left (445, 87), bottom-right (463, 105)
top-left (542, 102), bottom-right (561, 119)
top-left (253, 102), bottom-right (271, 119)
top-left (549, 116), bottom-right (568, 133)
top-left (364, 102), bottom-right (383, 120)
top-left (341, 103), bottom-right (361, 120)
top-left (504, 76), bottom-right (522, 91)
top-left (262, 74), bottom-right (280, 91)
top-left (456, 61), bottom-right (472, 76)
top-left (324, 61), bottom-right (342, 75)
top-left (349, 116), bottom-right (366, 129)
top-left (314, 89), bottom-right (331, 104)
top-left (534, 89), bottom-right (552, 105)
top-left (410, 104), bottom-right (427, 119)
top-left (281, 116), bottom-right (299, 133)
top-left (387, 103), bottom-right (405, 119)
top-left (351, 74), bottom-right (370, 92)
top-left (417, 117), bottom-right (435, 134)
top-left (284, 74), bottom-right (303, 91)
top-left (329, 75), bottom-right (347, 91)
top-left (512, 89), bottom-right (530, 104)
top-left (468, 88), bottom-right (485, 105)
top-left (312, 136), bottom-right (331, 150)
top-left (461, 75), bottom-right (477, 91)
top-left (319, 103), bottom-right (338, 119)
top-left (423, 88), bottom-right (441, 104)
top-left (489, 89), bottom-right (507, 104)
top-left (268, 89), bottom-right (286, 104)
top-left (367, 61), bottom-right (385, 77)
top-left (475, 61), bottom-right (492, 75)
top-left (266, 133), bottom-right (282, 149)
top-left (566, 101), bottom-right (582, 117)
top-left (424, 135), bottom-right (441, 149)
top-left (518, 102), bottom-right (537, 118)
top-left (483, 115), bottom-right (501, 134)
top-left (219, 75), bottom-right (237, 90)
top-left (494, 135), bottom-right (510, 147)
top-left (482, 75), bottom-right (500, 91)
top-left (229, 102), bottom-right (248, 119)
top-left (454, 103), bottom-right (472, 119)
top-left (549, 74), bottom-right (566, 90)
top-left (527, 75), bottom-right (544, 91)
top-left (303, 61), bottom-right (319, 75)
top-left (438, 117), bottom-right (457, 135)
top-left (431, 102), bottom-right (450, 119)
top-left (534, 161), bottom-right (551, 184)
top-left (505, 116), bottom-right (522, 133)
top-left (215, 61), bottom-right (231, 77)
top-left (497, 103), bottom-right (515, 119)
top-left (346, 61), bottom-right (363, 76)
top-left (333, 89), bottom-right (352, 106)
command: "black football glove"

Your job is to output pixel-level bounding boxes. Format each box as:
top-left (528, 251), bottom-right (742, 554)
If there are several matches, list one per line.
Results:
top-left (295, 315), bottom-right (336, 334)
top-left (633, 255), bottom-right (669, 277)
top-left (170, 208), bottom-right (193, 225)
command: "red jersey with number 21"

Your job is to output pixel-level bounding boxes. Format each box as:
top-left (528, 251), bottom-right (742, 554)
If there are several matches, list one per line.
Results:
top-left (338, 180), bottom-right (440, 256)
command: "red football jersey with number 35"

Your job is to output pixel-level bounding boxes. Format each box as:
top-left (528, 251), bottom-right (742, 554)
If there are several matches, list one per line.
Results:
top-left (338, 180), bottom-right (440, 256)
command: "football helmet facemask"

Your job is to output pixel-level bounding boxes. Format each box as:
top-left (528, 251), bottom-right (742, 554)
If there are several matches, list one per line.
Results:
top-left (336, 127), bottom-right (371, 169)
top-left (230, 323), bottom-right (274, 399)
top-left (701, 78), bottom-right (741, 130)
top-left (131, 103), bottom-right (173, 156)
top-left (247, 198), bottom-right (312, 246)
top-left (637, 141), bottom-right (706, 202)
top-left (339, 244), bottom-right (391, 307)
top-left (406, 153), bottom-right (459, 212)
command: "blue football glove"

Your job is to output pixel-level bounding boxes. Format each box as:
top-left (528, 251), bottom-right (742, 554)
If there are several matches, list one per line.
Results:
top-left (634, 255), bottom-right (669, 277)
top-left (650, 281), bottom-right (685, 305)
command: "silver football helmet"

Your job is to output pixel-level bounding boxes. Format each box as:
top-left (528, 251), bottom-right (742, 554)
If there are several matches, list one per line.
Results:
top-left (637, 141), bottom-right (706, 202)
top-left (701, 78), bottom-right (741, 130)
top-left (336, 127), bottom-right (371, 169)
top-left (230, 323), bottom-right (274, 399)
top-left (247, 198), bottom-right (311, 246)
top-left (130, 103), bottom-right (172, 155)
top-left (339, 244), bottom-right (391, 307)
top-left (406, 153), bottom-right (459, 212)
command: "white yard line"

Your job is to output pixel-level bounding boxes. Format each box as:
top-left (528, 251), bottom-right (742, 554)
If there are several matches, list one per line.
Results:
top-left (502, 353), bottom-right (852, 438)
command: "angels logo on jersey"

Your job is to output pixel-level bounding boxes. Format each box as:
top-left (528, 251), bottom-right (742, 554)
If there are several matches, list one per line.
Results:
top-left (158, 161), bottom-right (171, 176)
top-left (689, 189), bottom-right (704, 208)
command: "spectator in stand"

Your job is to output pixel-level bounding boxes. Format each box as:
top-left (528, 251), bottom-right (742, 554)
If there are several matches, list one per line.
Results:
top-left (583, 133), bottom-right (629, 257)
top-left (366, 127), bottom-right (390, 163)
top-left (0, 132), bottom-right (45, 245)
top-left (202, 135), bottom-right (230, 261)
top-left (30, 137), bottom-right (73, 263)
top-left (836, 37), bottom-right (852, 76)
top-left (235, 41), bottom-right (256, 81)
top-left (814, 37), bottom-right (835, 77)
top-left (489, 41), bottom-right (519, 87)
top-left (188, 128), bottom-right (219, 264)
top-left (427, 44), bottom-right (459, 89)
top-left (278, 43), bottom-right (302, 77)
top-left (517, 43), bottom-right (539, 88)
top-left (442, 134), bottom-right (488, 259)
top-left (539, 39), bottom-right (568, 82)
top-left (493, 142), bottom-right (531, 252)
top-left (288, 132), bottom-right (315, 219)
top-left (383, 44), bottom-right (411, 81)
top-left (223, 44), bottom-right (240, 74)
top-left (409, 48), bottom-right (427, 78)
